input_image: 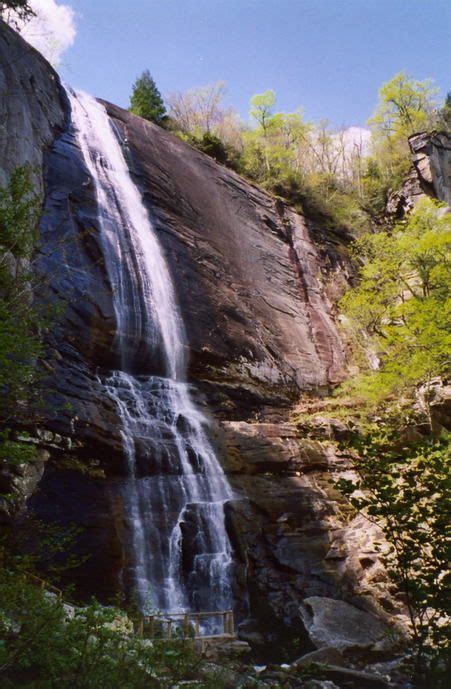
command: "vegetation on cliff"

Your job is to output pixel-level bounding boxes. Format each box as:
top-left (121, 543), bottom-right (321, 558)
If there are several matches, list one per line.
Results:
top-left (331, 100), bottom-right (450, 682)
top-left (336, 418), bottom-right (450, 687)
top-left (0, 166), bottom-right (43, 483)
top-left (129, 70), bottom-right (167, 125)
top-left (340, 197), bottom-right (450, 404)
top-left (131, 71), bottom-right (447, 235)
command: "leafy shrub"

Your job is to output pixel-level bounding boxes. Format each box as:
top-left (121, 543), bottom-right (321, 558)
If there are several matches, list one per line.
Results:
top-left (336, 421), bottom-right (450, 687)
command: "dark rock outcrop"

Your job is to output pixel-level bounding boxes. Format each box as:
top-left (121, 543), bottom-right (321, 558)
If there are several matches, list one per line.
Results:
top-left (0, 19), bottom-right (65, 192)
top-left (386, 130), bottom-right (451, 218)
top-left (409, 130), bottom-right (451, 206)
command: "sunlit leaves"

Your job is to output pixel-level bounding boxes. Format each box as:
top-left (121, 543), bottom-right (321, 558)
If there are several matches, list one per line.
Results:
top-left (336, 423), bottom-right (450, 684)
top-left (340, 199), bottom-right (451, 404)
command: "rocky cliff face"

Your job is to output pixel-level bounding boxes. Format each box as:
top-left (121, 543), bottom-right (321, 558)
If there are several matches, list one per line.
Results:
top-left (386, 130), bottom-right (451, 219)
top-left (0, 20), bottom-right (66, 520)
top-left (30, 90), bottom-right (357, 637)
top-left (0, 20), bottom-right (421, 657)
top-left (410, 131), bottom-right (451, 206)
top-left (0, 20), bottom-right (65, 192)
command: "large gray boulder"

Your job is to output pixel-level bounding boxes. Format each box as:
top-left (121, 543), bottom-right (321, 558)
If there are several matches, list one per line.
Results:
top-left (299, 596), bottom-right (393, 652)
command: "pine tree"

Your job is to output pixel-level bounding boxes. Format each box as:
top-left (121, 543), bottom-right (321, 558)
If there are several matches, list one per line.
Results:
top-left (440, 92), bottom-right (451, 131)
top-left (129, 70), bottom-right (166, 125)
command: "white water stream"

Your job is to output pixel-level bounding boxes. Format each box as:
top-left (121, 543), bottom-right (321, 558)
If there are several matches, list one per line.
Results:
top-left (67, 88), bottom-right (233, 616)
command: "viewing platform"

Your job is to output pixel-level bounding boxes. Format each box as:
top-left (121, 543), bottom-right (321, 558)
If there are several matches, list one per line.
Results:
top-left (135, 609), bottom-right (237, 648)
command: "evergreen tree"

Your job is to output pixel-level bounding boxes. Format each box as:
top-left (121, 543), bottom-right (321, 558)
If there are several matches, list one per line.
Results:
top-left (440, 92), bottom-right (451, 131)
top-left (129, 70), bottom-right (166, 124)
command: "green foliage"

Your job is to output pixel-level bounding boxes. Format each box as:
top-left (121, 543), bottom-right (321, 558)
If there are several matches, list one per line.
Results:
top-left (367, 72), bottom-right (439, 197)
top-left (0, 430), bottom-right (36, 466)
top-left (438, 92), bottom-right (451, 132)
top-left (0, 566), bottom-right (220, 688)
top-left (340, 198), bottom-right (451, 404)
top-left (336, 422), bottom-right (450, 686)
top-left (168, 72), bottom-right (441, 231)
top-left (360, 157), bottom-right (390, 216)
top-left (129, 70), bottom-right (167, 124)
top-left (189, 132), bottom-right (230, 165)
top-left (0, 167), bottom-right (42, 475)
top-left (249, 90), bottom-right (276, 132)
top-left (0, 166), bottom-right (40, 266)
top-left (0, 298), bottom-right (42, 420)
top-left (369, 72), bottom-right (438, 140)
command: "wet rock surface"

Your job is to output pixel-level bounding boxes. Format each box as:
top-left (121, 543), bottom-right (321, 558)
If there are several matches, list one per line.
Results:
top-left (0, 21), bottom-right (66, 518)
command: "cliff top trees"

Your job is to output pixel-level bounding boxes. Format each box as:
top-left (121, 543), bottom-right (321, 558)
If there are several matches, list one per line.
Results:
top-left (369, 71), bottom-right (438, 139)
top-left (368, 72), bottom-right (439, 189)
top-left (249, 89), bottom-right (277, 134)
top-left (167, 81), bottom-right (228, 135)
top-left (129, 70), bottom-right (166, 125)
top-left (166, 82), bottom-right (243, 165)
top-left (439, 92), bottom-right (451, 131)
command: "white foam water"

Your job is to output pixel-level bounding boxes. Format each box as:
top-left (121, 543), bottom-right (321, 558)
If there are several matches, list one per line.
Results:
top-left (66, 88), bottom-right (233, 617)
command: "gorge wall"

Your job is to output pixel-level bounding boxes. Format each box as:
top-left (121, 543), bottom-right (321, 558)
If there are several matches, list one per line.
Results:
top-left (1, 20), bottom-right (447, 655)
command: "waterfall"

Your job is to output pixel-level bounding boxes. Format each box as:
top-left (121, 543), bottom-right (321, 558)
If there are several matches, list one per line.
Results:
top-left (66, 88), bottom-right (234, 616)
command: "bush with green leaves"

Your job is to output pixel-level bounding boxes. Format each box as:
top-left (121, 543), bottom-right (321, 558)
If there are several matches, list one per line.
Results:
top-left (438, 92), bottom-right (451, 132)
top-left (0, 167), bottom-right (43, 489)
top-left (336, 419), bottom-right (450, 687)
top-left (0, 565), bottom-right (227, 688)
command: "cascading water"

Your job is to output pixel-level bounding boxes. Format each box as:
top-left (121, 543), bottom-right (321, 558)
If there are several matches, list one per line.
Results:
top-left (66, 88), bottom-right (234, 617)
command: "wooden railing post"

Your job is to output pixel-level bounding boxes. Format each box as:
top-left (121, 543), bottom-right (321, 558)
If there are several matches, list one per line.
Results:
top-left (227, 610), bottom-right (235, 635)
top-left (183, 613), bottom-right (189, 638)
top-left (195, 616), bottom-right (200, 638)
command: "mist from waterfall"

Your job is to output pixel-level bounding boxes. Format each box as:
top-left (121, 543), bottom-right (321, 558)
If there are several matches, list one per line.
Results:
top-left (66, 88), bottom-right (233, 615)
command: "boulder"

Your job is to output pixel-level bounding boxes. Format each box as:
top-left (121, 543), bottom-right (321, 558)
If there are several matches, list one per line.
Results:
top-left (311, 665), bottom-right (390, 688)
top-left (409, 131), bottom-right (451, 207)
top-left (416, 377), bottom-right (451, 433)
top-left (299, 597), bottom-right (393, 652)
top-left (292, 646), bottom-right (344, 667)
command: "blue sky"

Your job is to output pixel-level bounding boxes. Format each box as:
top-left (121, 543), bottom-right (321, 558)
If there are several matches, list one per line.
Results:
top-left (41, 0), bottom-right (451, 126)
